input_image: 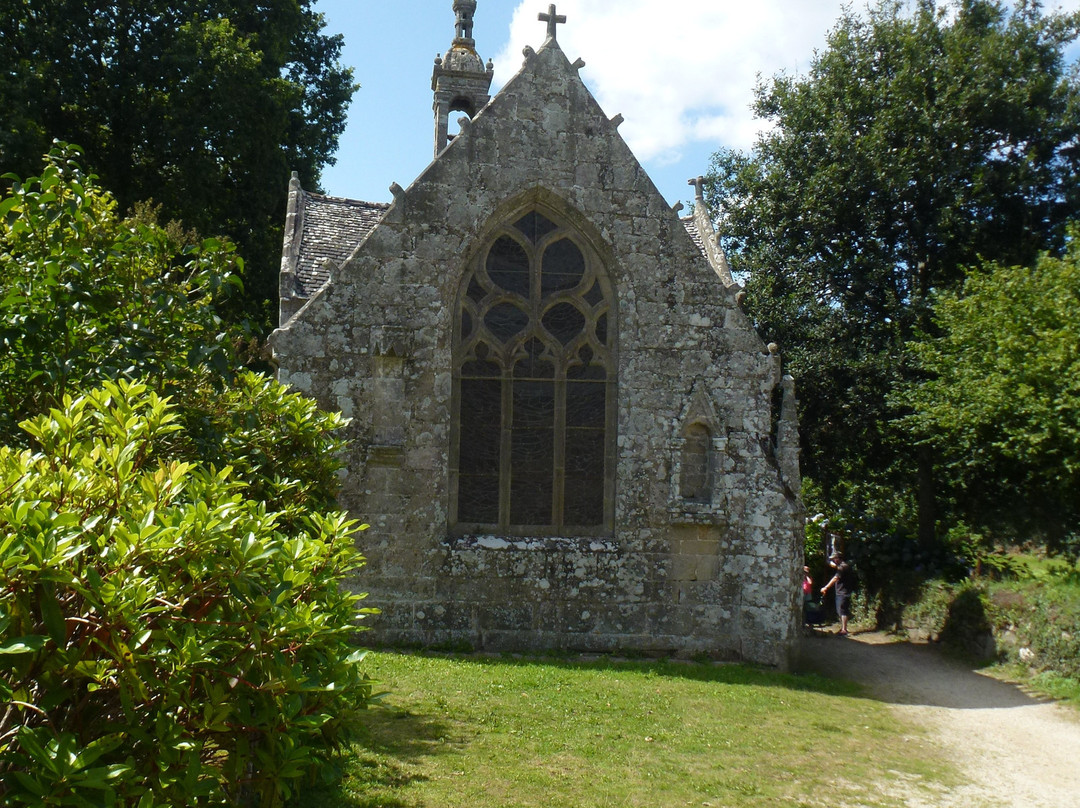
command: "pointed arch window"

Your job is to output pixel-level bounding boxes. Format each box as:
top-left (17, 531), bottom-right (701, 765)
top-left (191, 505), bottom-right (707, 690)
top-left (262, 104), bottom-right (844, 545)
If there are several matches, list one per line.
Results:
top-left (452, 209), bottom-right (615, 535)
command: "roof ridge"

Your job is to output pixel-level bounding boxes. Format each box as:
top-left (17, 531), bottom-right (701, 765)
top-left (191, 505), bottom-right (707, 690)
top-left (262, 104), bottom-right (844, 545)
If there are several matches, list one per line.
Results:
top-left (306, 191), bottom-right (390, 209)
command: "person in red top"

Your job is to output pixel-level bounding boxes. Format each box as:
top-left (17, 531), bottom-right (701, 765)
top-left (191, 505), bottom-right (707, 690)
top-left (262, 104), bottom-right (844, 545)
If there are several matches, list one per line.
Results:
top-left (821, 551), bottom-right (855, 635)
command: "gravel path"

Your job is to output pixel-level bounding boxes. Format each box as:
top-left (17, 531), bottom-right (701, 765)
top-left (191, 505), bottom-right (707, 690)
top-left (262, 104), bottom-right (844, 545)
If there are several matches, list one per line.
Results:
top-left (799, 630), bottom-right (1080, 808)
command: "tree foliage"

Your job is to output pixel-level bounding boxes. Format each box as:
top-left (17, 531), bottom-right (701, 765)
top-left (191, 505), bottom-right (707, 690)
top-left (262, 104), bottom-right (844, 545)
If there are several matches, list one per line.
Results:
top-left (0, 380), bottom-right (374, 807)
top-left (0, 146), bottom-right (244, 446)
top-left (0, 145), bottom-right (353, 504)
top-left (0, 1), bottom-right (357, 325)
top-left (901, 238), bottom-right (1080, 547)
top-left (0, 148), bottom-right (376, 806)
top-left (706, 0), bottom-right (1080, 539)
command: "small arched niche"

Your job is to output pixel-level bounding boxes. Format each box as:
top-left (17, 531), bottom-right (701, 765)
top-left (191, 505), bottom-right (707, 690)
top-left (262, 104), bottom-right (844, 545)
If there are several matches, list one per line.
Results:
top-left (679, 421), bottom-right (713, 503)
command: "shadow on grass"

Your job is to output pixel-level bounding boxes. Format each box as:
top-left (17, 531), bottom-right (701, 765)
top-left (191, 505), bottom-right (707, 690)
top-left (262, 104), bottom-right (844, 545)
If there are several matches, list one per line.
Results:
top-left (374, 645), bottom-right (863, 697)
top-left (289, 707), bottom-right (456, 808)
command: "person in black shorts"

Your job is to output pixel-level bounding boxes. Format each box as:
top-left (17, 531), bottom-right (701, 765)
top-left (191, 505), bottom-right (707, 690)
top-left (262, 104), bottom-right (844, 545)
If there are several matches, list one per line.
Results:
top-left (821, 551), bottom-right (855, 635)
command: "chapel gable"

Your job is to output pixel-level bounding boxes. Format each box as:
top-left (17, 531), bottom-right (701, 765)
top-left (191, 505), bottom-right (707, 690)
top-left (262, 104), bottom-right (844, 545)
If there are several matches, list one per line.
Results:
top-left (270, 2), bottom-right (804, 669)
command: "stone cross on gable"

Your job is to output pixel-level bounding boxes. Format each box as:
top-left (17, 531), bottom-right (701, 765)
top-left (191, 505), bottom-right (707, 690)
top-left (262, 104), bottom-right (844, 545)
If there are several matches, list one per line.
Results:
top-left (538, 4), bottom-right (566, 40)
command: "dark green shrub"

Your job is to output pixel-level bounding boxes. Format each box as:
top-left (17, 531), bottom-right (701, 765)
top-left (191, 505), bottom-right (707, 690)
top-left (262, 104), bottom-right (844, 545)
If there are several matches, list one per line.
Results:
top-left (0, 380), bottom-right (376, 806)
top-left (819, 510), bottom-right (967, 628)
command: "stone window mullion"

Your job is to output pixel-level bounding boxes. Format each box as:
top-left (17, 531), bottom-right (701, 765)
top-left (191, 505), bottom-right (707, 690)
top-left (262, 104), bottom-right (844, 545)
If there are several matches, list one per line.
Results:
top-left (552, 374), bottom-right (567, 530)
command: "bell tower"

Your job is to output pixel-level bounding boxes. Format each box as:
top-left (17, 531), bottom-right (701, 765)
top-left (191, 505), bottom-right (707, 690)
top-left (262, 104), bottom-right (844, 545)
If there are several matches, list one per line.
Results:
top-left (432, 0), bottom-right (494, 156)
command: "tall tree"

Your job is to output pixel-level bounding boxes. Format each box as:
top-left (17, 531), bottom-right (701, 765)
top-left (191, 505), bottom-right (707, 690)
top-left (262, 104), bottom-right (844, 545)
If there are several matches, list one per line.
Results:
top-left (901, 238), bottom-right (1080, 549)
top-left (0, 0), bottom-right (356, 326)
top-left (706, 0), bottom-right (1080, 542)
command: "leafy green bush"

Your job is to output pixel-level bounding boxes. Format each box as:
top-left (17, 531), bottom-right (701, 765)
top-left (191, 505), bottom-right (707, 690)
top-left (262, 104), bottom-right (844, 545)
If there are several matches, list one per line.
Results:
top-left (0, 380), bottom-right (375, 806)
top-left (177, 372), bottom-right (347, 523)
top-left (0, 143), bottom-right (381, 806)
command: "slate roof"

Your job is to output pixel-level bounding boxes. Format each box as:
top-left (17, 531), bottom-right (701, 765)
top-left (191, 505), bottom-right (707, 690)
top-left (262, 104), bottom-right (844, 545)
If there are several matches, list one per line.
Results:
top-left (290, 194), bottom-right (707, 300)
top-left (681, 216), bottom-right (705, 257)
top-left (293, 192), bottom-right (389, 298)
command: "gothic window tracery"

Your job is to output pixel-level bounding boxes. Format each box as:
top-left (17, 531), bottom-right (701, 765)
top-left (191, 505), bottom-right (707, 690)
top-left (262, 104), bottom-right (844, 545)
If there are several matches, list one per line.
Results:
top-left (453, 209), bottom-right (614, 534)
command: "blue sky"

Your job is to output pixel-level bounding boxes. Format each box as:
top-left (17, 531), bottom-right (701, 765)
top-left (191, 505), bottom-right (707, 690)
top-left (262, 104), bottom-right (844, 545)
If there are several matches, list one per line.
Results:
top-left (315, 1), bottom-right (1080, 210)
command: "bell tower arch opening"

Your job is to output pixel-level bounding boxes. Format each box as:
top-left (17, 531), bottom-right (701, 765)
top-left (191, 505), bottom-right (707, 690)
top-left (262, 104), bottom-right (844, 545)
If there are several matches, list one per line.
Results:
top-left (432, 0), bottom-right (494, 155)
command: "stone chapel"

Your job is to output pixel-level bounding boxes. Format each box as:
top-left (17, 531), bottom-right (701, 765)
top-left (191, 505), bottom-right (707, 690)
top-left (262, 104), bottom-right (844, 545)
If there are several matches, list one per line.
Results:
top-left (271, 2), bottom-right (805, 668)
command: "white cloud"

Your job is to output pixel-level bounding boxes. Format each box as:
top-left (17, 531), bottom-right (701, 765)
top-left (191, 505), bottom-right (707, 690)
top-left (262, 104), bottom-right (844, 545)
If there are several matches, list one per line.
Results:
top-left (493, 0), bottom-right (1080, 164)
top-left (493, 0), bottom-right (848, 161)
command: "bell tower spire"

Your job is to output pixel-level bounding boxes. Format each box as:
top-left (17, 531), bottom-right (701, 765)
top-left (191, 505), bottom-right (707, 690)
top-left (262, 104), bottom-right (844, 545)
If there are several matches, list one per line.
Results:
top-left (455, 0), bottom-right (475, 41)
top-left (432, 0), bottom-right (494, 156)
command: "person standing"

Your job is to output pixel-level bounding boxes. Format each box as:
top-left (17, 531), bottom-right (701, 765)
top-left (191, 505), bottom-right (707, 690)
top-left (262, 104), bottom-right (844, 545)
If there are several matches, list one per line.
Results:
top-left (821, 551), bottom-right (855, 635)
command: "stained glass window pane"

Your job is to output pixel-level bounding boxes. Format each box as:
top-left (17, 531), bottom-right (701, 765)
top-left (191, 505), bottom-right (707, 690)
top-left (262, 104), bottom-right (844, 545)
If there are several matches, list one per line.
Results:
top-left (513, 379), bottom-right (554, 426)
top-left (459, 378), bottom-right (502, 522)
top-left (583, 280), bottom-right (604, 307)
top-left (567, 361), bottom-right (606, 381)
top-left (596, 313), bottom-right (608, 345)
top-left (541, 239), bottom-right (586, 296)
top-left (486, 236), bottom-right (530, 296)
top-left (461, 358), bottom-right (500, 378)
top-left (484, 301), bottom-right (529, 343)
top-left (459, 474), bottom-right (499, 523)
top-left (564, 428), bottom-right (604, 524)
top-left (511, 379), bottom-right (554, 524)
top-left (565, 381), bottom-right (605, 427)
top-left (541, 302), bottom-right (586, 345)
top-left (466, 274), bottom-right (486, 304)
top-left (514, 339), bottom-right (554, 379)
top-left (514, 211), bottom-right (558, 243)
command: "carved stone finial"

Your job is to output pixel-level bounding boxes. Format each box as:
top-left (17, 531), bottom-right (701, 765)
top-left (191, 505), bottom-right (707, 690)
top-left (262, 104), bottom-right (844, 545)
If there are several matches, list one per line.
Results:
top-left (538, 4), bottom-right (567, 40)
top-left (453, 0), bottom-right (477, 42)
top-left (672, 201), bottom-right (684, 214)
top-left (609, 112), bottom-right (624, 128)
top-left (522, 44), bottom-right (536, 61)
top-left (572, 57), bottom-right (586, 70)
top-left (387, 182), bottom-right (406, 221)
top-left (688, 176), bottom-right (706, 201)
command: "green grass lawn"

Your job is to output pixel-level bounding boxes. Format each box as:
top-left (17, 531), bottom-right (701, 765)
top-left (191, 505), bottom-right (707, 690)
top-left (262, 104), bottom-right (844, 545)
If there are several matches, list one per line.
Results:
top-left (289, 651), bottom-right (957, 808)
